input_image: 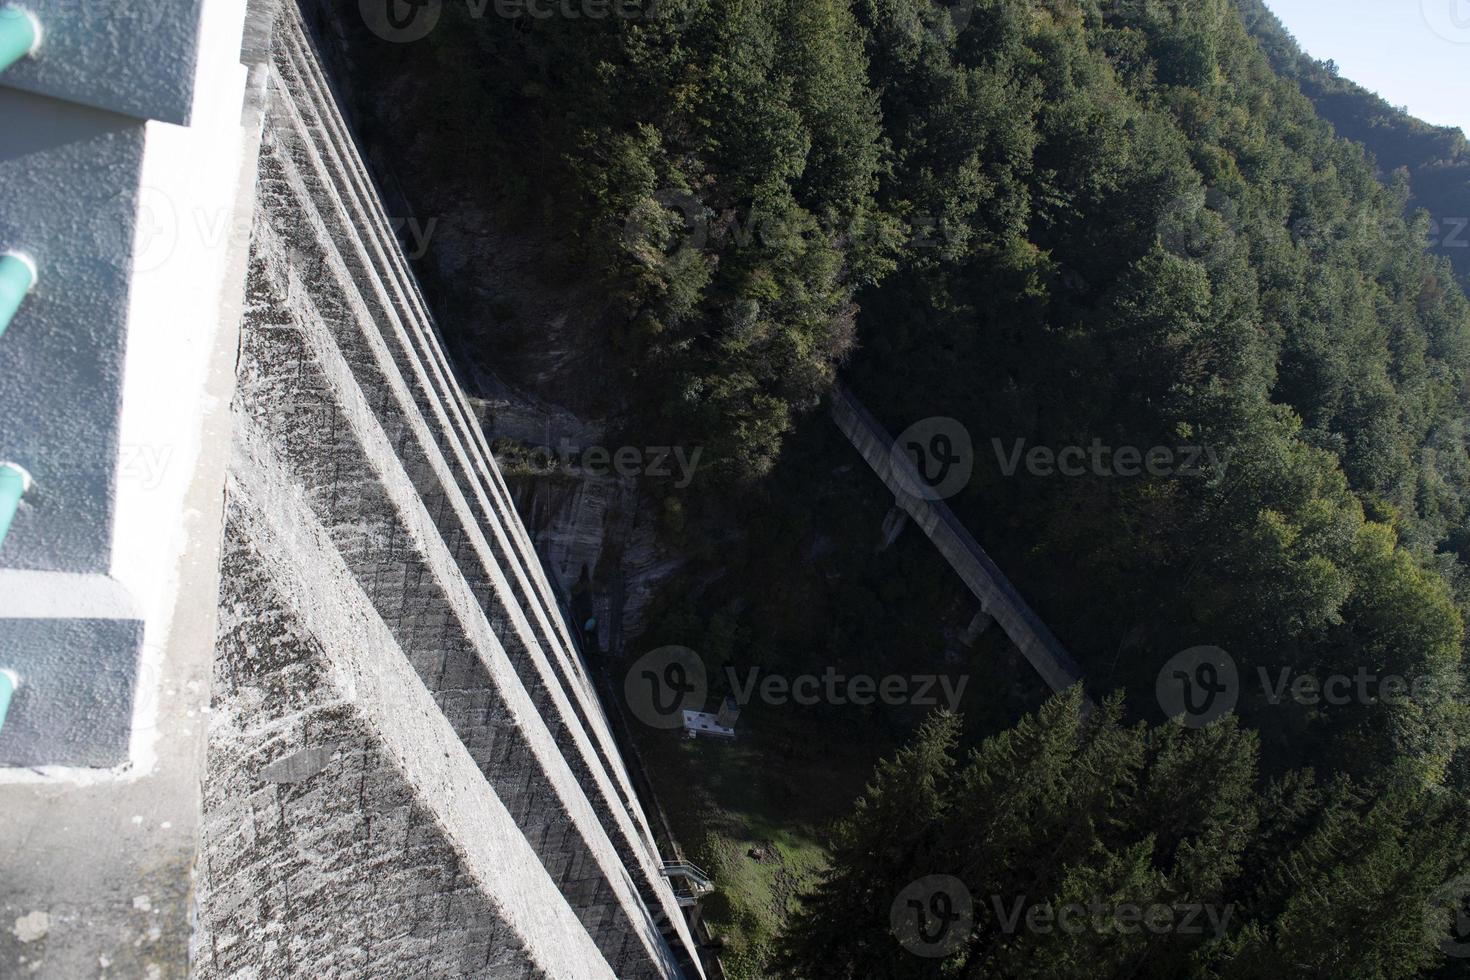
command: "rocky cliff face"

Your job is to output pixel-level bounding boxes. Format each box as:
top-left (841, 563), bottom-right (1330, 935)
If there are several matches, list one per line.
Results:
top-left (470, 394), bottom-right (684, 658)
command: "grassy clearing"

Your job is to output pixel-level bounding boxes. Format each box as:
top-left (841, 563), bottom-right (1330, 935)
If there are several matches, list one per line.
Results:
top-left (633, 702), bottom-right (888, 979)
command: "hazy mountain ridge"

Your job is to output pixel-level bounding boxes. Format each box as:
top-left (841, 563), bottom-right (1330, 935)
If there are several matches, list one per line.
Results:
top-left (1236, 0), bottom-right (1470, 285)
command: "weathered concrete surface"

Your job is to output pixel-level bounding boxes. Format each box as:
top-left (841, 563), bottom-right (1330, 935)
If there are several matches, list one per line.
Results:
top-left (0, 0), bottom-right (256, 971)
top-left (197, 472), bottom-right (613, 979)
top-left (1, 0), bottom-right (208, 124)
top-left (831, 385), bottom-right (1087, 696)
top-left (266, 13), bottom-right (642, 797)
top-left (191, 5), bottom-right (703, 975)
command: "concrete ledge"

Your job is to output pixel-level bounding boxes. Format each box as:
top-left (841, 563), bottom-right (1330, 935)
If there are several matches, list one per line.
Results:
top-left (0, 613), bottom-right (144, 767)
top-left (252, 22), bottom-right (699, 965)
top-left (199, 480), bottom-right (616, 979)
top-left (0, 570), bottom-right (139, 619)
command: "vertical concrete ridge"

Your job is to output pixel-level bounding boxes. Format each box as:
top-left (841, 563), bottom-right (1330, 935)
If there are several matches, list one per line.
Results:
top-left (199, 466), bottom-right (614, 979)
top-left (204, 5), bottom-right (708, 973)
top-left (228, 237), bottom-right (679, 976)
top-left (277, 12), bottom-right (581, 647)
top-left (244, 144), bottom-right (652, 846)
top-left (269, 28), bottom-right (645, 811)
top-left (277, 7), bottom-right (594, 676)
top-left (271, 24), bottom-right (620, 781)
top-left (254, 19), bottom-right (696, 958)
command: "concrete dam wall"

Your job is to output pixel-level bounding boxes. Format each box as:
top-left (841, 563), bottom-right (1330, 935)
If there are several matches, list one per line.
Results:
top-left (195, 6), bottom-right (703, 977)
top-left (0, 0), bottom-right (702, 975)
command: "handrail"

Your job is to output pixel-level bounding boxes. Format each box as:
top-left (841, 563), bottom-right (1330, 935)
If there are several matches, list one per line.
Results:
top-left (0, 462), bottom-right (31, 550)
top-left (661, 861), bottom-right (715, 892)
top-left (0, 252), bottom-right (37, 340)
top-left (0, 669), bottom-right (15, 736)
top-left (0, 4), bottom-right (40, 73)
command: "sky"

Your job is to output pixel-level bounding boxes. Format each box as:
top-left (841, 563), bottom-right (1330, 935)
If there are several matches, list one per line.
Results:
top-left (1265, 0), bottom-right (1470, 136)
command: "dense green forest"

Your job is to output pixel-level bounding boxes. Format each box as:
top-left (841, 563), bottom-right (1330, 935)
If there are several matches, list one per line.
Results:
top-left (1235, 0), bottom-right (1470, 288)
top-left (780, 698), bottom-right (1470, 978)
top-left (329, 0), bottom-right (1470, 974)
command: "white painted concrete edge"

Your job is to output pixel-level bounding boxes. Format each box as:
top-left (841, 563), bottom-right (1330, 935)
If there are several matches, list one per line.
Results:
top-left (0, 0), bottom-right (254, 784)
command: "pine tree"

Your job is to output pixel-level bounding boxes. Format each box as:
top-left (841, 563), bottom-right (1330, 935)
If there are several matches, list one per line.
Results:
top-left (1225, 772), bottom-right (1468, 980)
top-left (775, 710), bottom-right (962, 979)
top-left (779, 691), bottom-right (1470, 979)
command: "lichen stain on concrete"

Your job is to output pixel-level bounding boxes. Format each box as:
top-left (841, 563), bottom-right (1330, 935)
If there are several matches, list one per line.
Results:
top-left (259, 744), bottom-right (338, 784)
top-left (13, 911), bottom-right (50, 943)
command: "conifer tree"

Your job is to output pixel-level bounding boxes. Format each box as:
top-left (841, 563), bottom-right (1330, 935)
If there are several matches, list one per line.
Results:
top-left (775, 711), bottom-right (961, 978)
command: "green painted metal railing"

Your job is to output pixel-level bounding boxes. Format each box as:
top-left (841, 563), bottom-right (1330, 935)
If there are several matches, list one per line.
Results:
top-left (0, 254), bottom-right (37, 550)
top-left (0, 4), bottom-right (39, 73)
top-left (0, 252), bottom-right (36, 340)
top-left (0, 670), bottom-right (15, 736)
top-left (0, 462), bottom-right (31, 551)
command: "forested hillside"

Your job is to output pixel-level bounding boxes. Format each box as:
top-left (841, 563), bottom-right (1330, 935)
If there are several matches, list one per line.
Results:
top-left (325, 0), bottom-right (1470, 974)
top-left (836, 0), bottom-right (1470, 785)
top-left (1234, 0), bottom-right (1470, 287)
